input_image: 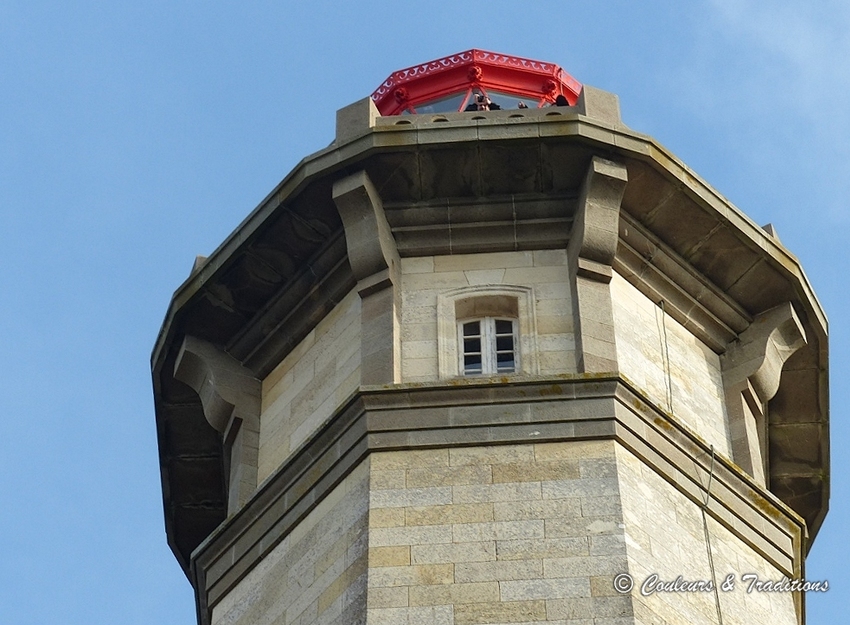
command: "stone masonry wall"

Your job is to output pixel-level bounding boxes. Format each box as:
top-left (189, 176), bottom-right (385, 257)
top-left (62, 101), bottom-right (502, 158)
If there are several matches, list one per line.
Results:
top-left (365, 441), bottom-right (631, 624)
top-left (400, 250), bottom-right (575, 382)
top-left (211, 462), bottom-right (370, 625)
top-left (258, 290), bottom-right (361, 484)
top-left (616, 444), bottom-right (797, 625)
top-left (208, 441), bottom-right (797, 625)
top-left (611, 273), bottom-right (731, 457)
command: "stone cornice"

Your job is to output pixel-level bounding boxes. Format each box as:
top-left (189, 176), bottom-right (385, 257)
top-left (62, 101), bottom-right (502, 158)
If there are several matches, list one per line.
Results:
top-left (151, 107), bottom-right (826, 373)
top-left (189, 375), bottom-right (806, 625)
top-left (615, 213), bottom-right (752, 353)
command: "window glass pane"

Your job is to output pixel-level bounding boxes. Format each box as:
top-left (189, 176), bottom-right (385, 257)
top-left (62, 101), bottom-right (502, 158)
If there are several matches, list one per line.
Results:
top-left (464, 337), bottom-right (481, 353)
top-left (416, 92), bottom-right (468, 114)
top-left (496, 351), bottom-right (515, 372)
top-left (463, 321), bottom-right (481, 337)
top-left (464, 353), bottom-right (482, 374)
top-left (496, 335), bottom-right (514, 352)
top-left (485, 90), bottom-right (535, 111)
top-left (495, 319), bottom-right (513, 335)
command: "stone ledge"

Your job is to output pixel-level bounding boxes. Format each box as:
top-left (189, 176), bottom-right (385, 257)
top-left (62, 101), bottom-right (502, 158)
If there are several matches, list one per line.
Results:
top-left (189, 375), bottom-right (806, 625)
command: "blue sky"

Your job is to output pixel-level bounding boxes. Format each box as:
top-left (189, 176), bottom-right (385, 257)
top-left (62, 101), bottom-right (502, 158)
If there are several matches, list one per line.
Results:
top-left (0, 2), bottom-right (847, 623)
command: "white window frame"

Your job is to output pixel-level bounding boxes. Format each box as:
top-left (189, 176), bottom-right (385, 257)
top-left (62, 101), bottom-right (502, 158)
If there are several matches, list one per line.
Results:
top-left (458, 317), bottom-right (519, 376)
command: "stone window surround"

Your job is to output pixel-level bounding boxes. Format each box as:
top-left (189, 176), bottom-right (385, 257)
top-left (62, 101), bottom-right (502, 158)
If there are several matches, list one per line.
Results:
top-left (437, 285), bottom-right (538, 378)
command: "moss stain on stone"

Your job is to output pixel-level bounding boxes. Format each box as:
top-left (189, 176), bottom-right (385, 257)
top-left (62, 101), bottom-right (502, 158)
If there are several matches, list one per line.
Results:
top-left (539, 384), bottom-right (564, 397)
top-left (747, 490), bottom-right (783, 521)
top-left (653, 416), bottom-right (675, 432)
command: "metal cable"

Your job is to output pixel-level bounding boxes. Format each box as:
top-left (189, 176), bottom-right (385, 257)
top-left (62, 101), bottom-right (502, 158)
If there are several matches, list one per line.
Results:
top-left (701, 445), bottom-right (723, 625)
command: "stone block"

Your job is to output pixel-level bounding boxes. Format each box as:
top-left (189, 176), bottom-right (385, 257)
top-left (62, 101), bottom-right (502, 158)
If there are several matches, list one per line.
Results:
top-left (367, 586), bottom-right (409, 609)
top-left (370, 508), bottom-right (405, 528)
top-left (335, 97), bottom-right (379, 145)
top-left (405, 503), bottom-right (494, 526)
top-left (370, 486), bottom-right (453, 509)
top-left (492, 459), bottom-right (580, 483)
top-left (476, 120), bottom-right (541, 141)
top-left (533, 249), bottom-right (568, 267)
top-left (589, 575), bottom-right (623, 598)
top-left (544, 597), bottom-right (595, 621)
top-left (400, 322), bottom-right (437, 343)
top-left (537, 333), bottom-right (576, 353)
top-left (402, 269), bottom-right (468, 290)
top-left (503, 264), bottom-right (566, 284)
top-left (575, 85), bottom-right (622, 126)
top-left (372, 449), bottom-right (449, 470)
top-left (493, 498), bottom-right (582, 522)
top-left (452, 519), bottom-right (544, 543)
top-left (541, 477), bottom-right (619, 499)
top-left (500, 577), bottom-right (591, 601)
top-left (408, 581), bottom-right (499, 606)
top-left (534, 441), bottom-right (615, 462)
top-left (581, 496), bottom-right (622, 517)
top-left (463, 268), bottom-right (506, 285)
top-left (368, 563), bottom-right (454, 588)
top-left (368, 546), bottom-right (411, 568)
top-left (410, 541), bottom-right (496, 565)
top-left (545, 516), bottom-right (622, 538)
top-left (535, 313), bottom-right (571, 336)
top-left (537, 351), bottom-right (575, 373)
top-left (579, 457), bottom-right (619, 478)
top-left (401, 257), bottom-right (435, 274)
top-left (543, 554), bottom-right (628, 578)
top-left (454, 559), bottom-right (542, 583)
top-left (401, 339), bottom-right (434, 361)
top-left (370, 469), bottom-right (406, 490)
top-left (406, 465), bottom-right (492, 488)
top-left (449, 445), bottom-right (535, 466)
top-left (402, 357), bottom-right (438, 381)
top-left (453, 599), bottom-right (546, 625)
top-left (547, 595), bottom-right (632, 619)
top-left (452, 482), bottom-right (542, 504)
top-left (495, 537), bottom-right (591, 561)
top-left (367, 605), bottom-right (453, 625)
top-left (589, 533), bottom-right (626, 556)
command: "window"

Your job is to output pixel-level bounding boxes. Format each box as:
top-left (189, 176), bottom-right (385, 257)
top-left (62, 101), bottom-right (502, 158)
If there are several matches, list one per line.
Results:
top-left (437, 285), bottom-right (537, 379)
top-left (460, 317), bottom-right (518, 375)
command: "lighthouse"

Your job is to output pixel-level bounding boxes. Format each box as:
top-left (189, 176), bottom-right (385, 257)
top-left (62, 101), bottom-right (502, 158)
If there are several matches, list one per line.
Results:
top-left (152, 50), bottom-right (828, 625)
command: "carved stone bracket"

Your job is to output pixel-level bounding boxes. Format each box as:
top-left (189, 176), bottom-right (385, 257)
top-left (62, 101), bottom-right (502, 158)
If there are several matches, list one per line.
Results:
top-left (721, 303), bottom-right (807, 485)
top-left (567, 156), bottom-right (628, 372)
top-left (333, 170), bottom-right (401, 385)
top-left (174, 335), bottom-right (261, 513)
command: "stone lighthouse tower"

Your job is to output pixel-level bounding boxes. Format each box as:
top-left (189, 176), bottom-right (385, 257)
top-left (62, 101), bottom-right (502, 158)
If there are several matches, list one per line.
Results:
top-left (151, 50), bottom-right (829, 625)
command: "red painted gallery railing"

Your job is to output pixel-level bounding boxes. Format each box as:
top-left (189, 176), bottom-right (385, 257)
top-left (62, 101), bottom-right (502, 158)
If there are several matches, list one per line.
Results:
top-left (371, 49), bottom-right (582, 115)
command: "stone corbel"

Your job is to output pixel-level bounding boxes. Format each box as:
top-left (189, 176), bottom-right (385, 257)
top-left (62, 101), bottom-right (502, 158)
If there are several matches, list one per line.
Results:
top-left (567, 156), bottom-right (628, 372)
top-left (175, 335), bottom-right (261, 513)
top-left (333, 170), bottom-right (401, 385)
top-left (721, 303), bottom-right (807, 485)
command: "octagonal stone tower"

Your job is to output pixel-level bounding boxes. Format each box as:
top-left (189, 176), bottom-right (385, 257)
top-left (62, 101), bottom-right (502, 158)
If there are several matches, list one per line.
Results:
top-left (152, 50), bottom-right (828, 625)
